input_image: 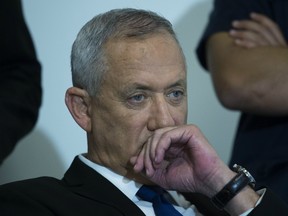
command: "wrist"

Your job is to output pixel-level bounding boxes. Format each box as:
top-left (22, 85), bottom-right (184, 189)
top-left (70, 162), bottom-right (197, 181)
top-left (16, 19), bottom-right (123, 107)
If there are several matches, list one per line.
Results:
top-left (204, 163), bottom-right (236, 197)
top-left (225, 186), bottom-right (260, 216)
top-left (211, 164), bottom-right (257, 214)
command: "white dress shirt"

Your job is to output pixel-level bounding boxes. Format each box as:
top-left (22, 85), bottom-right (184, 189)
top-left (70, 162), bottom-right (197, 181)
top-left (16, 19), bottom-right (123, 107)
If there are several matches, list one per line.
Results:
top-left (78, 154), bottom-right (263, 216)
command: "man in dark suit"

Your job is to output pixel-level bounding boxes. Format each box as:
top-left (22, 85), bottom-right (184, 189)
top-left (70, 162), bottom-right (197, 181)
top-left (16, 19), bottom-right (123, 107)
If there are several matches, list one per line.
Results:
top-left (0, 8), bottom-right (287, 216)
top-left (0, 0), bottom-right (42, 164)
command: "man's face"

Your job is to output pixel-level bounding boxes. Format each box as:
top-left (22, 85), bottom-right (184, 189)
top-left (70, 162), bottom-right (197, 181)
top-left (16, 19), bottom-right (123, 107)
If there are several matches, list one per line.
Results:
top-left (88, 34), bottom-right (187, 181)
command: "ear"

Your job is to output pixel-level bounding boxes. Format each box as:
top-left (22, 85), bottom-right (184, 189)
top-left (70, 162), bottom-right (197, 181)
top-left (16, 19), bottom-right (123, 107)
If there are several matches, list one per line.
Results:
top-left (65, 87), bottom-right (92, 132)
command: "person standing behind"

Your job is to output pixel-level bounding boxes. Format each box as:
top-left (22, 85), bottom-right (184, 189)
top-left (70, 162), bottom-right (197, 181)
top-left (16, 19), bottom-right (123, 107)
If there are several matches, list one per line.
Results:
top-left (0, 0), bottom-right (42, 164)
top-left (196, 0), bottom-right (288, 203)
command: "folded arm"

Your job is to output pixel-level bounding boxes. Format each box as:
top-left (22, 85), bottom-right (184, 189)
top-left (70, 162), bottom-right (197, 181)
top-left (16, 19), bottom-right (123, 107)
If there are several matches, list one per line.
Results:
top-left (206, 13), bottom-right (288, 115)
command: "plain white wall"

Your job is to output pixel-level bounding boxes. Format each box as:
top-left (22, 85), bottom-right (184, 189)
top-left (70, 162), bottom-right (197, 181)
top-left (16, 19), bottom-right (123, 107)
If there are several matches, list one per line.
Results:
top-left (0, 0), bottom-right (239, 184)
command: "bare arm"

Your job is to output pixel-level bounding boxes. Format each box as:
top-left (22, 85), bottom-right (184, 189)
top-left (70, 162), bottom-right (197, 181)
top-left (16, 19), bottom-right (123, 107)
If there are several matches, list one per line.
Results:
top-left (206, 13), bottom-right (288, 115)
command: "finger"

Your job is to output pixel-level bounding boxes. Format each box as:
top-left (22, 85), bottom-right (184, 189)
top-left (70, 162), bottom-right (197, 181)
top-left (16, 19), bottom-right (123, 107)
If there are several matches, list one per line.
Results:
top-left (234, 39), bottom-right (256, 48)
top-left (144, 128), bottom-right (173, 176)
top-left (232, 20), bottom-right (275, 45)
top-left (144, 136), bottom-right (156, 177)
top-left (229, 29), bottom-right (267, 47)
top-left (154, 128), bottom-right (181, 164)
top-left (151, 127), bottom-right (177, 164)
top-left (251, 13), bottom-right (287, 46)
top-left (131, 147), bottom-right (146, 173)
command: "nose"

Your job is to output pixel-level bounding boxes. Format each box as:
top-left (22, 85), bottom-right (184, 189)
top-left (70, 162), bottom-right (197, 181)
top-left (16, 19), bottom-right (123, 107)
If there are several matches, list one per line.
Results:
top-left (147, 96), bottom-right (175, 131)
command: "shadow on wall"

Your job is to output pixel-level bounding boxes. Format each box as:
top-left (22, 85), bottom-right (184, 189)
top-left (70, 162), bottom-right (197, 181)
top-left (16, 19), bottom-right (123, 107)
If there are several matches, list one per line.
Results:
top-left (0, 128), bottom-right (65, 185)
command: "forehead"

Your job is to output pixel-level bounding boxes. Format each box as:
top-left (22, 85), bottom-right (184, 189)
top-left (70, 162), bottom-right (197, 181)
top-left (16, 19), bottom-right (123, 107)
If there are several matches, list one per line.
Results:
top-left (103, 34), bottom-right (186, 82)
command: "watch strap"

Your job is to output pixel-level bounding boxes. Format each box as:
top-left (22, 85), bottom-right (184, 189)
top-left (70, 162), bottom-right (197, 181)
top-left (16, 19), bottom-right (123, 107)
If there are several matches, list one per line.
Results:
top-left (211, 164), bottom-right (256, 209)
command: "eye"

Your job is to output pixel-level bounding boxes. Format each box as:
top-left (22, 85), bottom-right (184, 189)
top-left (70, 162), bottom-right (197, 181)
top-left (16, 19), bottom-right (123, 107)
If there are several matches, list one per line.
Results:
top-left (132, 94), bottom-right (145, 101)
top-left (167, 90), bottom-right (183, 98)
top-left (167, 90), bottom-right (185, 104)
top-left (169, 90), bottom-right (182, 98)
top-left (127, 93), bottom-right (146, 105)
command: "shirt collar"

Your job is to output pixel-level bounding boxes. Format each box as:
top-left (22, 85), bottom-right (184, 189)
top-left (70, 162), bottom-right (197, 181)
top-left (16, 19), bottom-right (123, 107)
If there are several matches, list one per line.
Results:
top-left (78, 154), bottom-right (142, 202)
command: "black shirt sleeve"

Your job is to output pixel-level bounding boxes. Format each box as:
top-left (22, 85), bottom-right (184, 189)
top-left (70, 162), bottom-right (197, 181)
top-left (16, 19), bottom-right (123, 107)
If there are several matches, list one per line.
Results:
top-left (195, 0), bottom-right (271, 70)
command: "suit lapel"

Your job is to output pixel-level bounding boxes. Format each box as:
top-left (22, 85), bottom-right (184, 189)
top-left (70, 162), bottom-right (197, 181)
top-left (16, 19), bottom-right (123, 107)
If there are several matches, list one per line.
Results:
top-left (62, 157), bottom-right (145, 216)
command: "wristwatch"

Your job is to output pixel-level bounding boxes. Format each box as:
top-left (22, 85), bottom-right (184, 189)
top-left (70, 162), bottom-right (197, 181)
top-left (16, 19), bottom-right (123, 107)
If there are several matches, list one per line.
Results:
top-left (211, 164), bottom-right (256, 209)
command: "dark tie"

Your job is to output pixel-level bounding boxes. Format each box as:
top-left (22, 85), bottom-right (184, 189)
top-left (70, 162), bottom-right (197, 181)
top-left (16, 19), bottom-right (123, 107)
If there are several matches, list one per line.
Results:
top-left (137, 185), bottom-right (182, 216)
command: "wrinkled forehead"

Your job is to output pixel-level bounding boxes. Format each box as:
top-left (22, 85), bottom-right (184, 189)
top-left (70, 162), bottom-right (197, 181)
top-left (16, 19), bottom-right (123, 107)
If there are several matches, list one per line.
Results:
top-left (99, 34), bottom-right (186, 94)
top-left (104, 33), bottom-right (186, 74)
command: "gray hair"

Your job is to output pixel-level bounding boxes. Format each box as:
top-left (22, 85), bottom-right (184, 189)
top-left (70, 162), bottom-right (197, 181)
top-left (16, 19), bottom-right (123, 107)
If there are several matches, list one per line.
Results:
top-left (71, 8), bottom-right (183, 97)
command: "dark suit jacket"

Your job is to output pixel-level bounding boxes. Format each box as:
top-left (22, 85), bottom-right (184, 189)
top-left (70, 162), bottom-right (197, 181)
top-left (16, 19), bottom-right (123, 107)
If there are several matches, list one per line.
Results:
top-left (0, 157), bottom-right (287, 215)
top-left (0, 0), bottom-right (42, 164)
top-left (0, 157), bottom-right (145, 216)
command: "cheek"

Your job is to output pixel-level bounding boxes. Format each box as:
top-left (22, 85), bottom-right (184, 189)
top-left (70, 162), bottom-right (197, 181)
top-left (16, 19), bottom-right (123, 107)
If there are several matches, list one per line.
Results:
top-left (121, 113), bottom-right (150, 145)
top-left (106, 110), bottom-right (148, 145)
top-left (172, 105), bottom-right (188, 124)
top-left (183, 107), bottom-right (188, 123)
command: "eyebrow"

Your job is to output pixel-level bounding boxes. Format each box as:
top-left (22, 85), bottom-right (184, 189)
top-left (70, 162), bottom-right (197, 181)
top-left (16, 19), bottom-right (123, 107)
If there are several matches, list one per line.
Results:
top-left (122, 79), bottom-right (187, 94)
top-left (169, 79), bottom-right (187, 89)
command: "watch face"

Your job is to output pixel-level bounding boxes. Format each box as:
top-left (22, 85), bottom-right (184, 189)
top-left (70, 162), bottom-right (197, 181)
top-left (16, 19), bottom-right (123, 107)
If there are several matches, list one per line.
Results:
top-left (232, 164), bottom-right (256, 188)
